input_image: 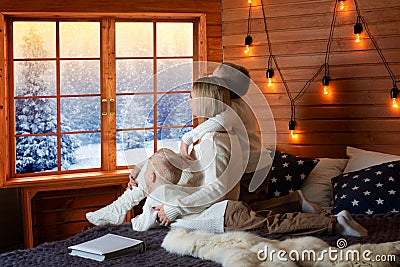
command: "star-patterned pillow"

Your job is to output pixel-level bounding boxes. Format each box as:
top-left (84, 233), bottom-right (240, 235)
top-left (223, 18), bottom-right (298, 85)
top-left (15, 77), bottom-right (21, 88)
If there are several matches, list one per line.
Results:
top-left (267, 150), bottom-right (319, 199)
top-left (332, 160), bottom-right (400, 215)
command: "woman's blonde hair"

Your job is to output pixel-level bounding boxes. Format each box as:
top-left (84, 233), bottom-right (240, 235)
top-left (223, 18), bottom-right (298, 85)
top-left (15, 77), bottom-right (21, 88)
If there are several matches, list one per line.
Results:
top-left (192, 76), bottom-right (231, 124)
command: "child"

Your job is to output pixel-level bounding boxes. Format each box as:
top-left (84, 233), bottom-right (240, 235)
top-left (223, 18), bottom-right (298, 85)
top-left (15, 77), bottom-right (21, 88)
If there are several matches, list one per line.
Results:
top-left (85, 148), bottom-right (183, 226)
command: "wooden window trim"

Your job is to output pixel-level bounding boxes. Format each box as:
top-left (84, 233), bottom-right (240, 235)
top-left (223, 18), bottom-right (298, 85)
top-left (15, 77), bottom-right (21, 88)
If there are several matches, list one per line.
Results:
top-left (0, 12), bottom-right (207, 187)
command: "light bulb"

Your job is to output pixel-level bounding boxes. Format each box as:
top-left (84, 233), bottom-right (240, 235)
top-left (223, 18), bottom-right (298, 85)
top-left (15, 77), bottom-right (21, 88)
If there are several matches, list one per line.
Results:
top-left (290, 130), bottom-right (298, 139)
top-left (391, 87), bottom-right (399, 108)
top-left (322, 76), bottom-right (330, 96)
top-left (267, 78), bottom-right (273, 87)
top-left (354, 22), bottom-right (363, 44)
top-left (339, 1), bottom-right (345, 10)
top-left (323, 86), bottom-right (330, 95)
top-left (266, 68), bottom-right (274, 87)
top-left (248, 0), bottom-right (252, 3)
top-left (244, 45), bottom-right (250, 54)
top-left (355, 33), bottom-right (361, 43)
top-left (392, 98), bottom-right (399, 108)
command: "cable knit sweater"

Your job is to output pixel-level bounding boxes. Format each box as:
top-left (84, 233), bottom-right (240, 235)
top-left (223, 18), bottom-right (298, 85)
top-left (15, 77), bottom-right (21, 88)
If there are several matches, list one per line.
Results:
top-left (182, 98), bottom-right (272, 174)
top-left (164, 131), bottom-right (244, 222)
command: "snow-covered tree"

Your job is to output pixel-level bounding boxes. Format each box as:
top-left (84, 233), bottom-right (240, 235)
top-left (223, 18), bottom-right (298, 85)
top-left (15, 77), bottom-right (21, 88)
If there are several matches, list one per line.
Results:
top-left (15, 26), bottom-right (79, 174)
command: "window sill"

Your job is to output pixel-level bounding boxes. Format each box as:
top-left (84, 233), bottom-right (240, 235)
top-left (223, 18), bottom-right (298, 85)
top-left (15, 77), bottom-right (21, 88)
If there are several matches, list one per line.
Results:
top-left (3, 170), bottom-right (130, 190)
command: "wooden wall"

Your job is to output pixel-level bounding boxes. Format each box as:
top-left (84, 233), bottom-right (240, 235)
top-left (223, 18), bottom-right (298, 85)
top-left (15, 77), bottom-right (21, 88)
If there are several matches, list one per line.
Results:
top-left (222, 0), bottom-right (400, 158)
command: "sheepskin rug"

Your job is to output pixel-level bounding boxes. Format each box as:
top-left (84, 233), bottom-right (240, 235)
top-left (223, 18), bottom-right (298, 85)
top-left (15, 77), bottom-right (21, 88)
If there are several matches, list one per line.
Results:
top-left (161, 228), bottom-right (400, 267)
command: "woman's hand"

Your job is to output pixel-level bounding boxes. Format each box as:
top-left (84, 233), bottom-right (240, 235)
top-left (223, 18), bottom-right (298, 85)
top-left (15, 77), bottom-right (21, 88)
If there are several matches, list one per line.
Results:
top-left (153, 205), bottom-right (171, 226)
top-left (180, 141), bottom-right (192, 160)
top-left (127, 166), bottom-right (140, 190)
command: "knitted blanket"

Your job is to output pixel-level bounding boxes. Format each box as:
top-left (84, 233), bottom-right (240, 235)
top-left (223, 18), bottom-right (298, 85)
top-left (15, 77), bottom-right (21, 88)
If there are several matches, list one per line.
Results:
top-left (0, 213), bottom-right (399, 267)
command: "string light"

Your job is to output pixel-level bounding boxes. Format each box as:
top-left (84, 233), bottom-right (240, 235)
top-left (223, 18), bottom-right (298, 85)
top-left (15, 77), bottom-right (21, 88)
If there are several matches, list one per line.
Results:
top-left (266, 55), bottom-right (274, 87)
top-left (266, 69), bottom-right (274, 87)
top-left (244, 35), bottom-right (253, 54)
top-left (352, 0), bottom-right (398, 107)
top-left (322, 76), bottom-right (331, 95)
top-left (289, 120), bottom-right (297, 139)
top-left (244, 2), bottom-right (253, 54)
top-left (338, 0), bottom-right (345, 10)
top-left (391, 86), bottom-right (399, 108)
top-left (354, 16), bottom-right (363, 43)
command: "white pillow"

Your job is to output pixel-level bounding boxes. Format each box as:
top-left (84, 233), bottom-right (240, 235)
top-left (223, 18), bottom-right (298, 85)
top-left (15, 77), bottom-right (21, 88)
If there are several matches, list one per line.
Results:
top-left (343, 146), bottom-right (400, 173)
top-left (300, 158), bottom-right (348, 208)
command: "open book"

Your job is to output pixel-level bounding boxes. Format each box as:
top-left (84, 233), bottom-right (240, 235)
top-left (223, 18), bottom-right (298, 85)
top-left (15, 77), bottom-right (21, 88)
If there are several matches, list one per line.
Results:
top-left (68, 233), bottom-right (145, 261)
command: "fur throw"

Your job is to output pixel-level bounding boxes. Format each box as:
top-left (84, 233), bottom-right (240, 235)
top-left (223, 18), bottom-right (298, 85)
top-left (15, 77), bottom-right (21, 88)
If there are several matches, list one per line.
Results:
top-left (162, 228), bottom-right (400, 267)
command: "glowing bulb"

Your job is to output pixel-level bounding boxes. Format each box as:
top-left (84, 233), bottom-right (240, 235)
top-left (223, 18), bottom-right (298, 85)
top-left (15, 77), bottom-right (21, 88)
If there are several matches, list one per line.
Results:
top-left (267, 78), bottom-right (273, 87)
top-left (393, 98), bottom-right (399, 108)
top-left (248, 0), bottom-right (252, 3)
top-left (323, 86), bottom-right (330, 95)
top-left (290, 130), bottom-right (298, 139)
top-left (339, 1), bottom-right (345, 10)
top-left (355, 33), bottom-right (361, 43)
top-left (244, 45), bottom-right (250, 54)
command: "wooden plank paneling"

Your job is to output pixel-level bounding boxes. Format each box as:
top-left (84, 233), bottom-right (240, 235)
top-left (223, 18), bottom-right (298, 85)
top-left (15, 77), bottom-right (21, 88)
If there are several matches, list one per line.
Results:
top-left (222, 0), bottom-right (400, 158)
top-left (31, 186), bottom-right (122, 247)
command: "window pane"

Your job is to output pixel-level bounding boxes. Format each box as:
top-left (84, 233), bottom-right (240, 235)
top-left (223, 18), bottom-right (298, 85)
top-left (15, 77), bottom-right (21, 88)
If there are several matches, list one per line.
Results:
top-left (16, 135), bottom-right (58, 174)
top-left (157, 59), bottom-right (193, 92)
top-left (157, 127), bottom-right (191, 153)
top-left (61, 96), bottom-right (100, 132)
top-left (15, 98), bottom-right (57, 135)
top-left (116, 22), bottom-right (153, 57)
top-left (14, 61), bottom-right (56, 96)
top-left (117, 130), bottom-right (153, 166)
top-left (157, 93), bottom-right (192, 127)
top-left (60, 60), bottom-right (100, 95)
top-left (156, 22), bottom-right (193, 57)
top-left (116, 95), bottom-right (154, 129)
top-left (63, 133), bottom-right (101, 170)
top-left (60, 22), bottom-right (100, 58)
top-left (116, 59), bottom-right (153, 93)
top-left (13, 21), bottom-right (56, 59)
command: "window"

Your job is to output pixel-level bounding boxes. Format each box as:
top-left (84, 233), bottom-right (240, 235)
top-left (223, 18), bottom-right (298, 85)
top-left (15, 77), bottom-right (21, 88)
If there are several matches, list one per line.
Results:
top-left (10, 17), bottom-right (199, 177)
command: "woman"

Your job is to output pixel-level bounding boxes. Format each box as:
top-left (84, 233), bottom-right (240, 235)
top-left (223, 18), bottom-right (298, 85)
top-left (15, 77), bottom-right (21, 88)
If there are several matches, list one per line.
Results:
top-left (86, 76), bottom-right (245, 226)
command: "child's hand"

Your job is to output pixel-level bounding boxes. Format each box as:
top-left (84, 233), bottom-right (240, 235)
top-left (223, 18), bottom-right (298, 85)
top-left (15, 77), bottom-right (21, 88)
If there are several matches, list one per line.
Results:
top-left (153, 205), bottom-right (171, 226)
top-left (127, 166), bottom-right (140, 190)
top-left (180, 141), bottom-right (192, 160)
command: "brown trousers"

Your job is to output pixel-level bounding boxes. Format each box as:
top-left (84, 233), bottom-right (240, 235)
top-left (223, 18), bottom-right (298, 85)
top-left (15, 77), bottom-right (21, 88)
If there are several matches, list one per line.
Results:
top-left (224, 191), bottom-right (336, 235)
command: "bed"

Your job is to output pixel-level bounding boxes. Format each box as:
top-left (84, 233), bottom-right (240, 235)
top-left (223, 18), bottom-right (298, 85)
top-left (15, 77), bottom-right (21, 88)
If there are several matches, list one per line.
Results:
top-left (0, 212), bottom-right (399, 266)
top-left (1, 146), bottom-right (399, 266)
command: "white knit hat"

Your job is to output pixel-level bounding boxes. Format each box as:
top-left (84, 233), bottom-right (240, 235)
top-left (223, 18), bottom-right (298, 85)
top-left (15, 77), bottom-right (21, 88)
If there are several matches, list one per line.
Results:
top-left (212, 63), bottom-right (250, 97)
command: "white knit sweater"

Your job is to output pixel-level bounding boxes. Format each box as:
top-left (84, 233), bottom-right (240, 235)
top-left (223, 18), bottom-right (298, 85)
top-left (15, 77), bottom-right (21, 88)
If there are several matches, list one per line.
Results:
top-left (164, 131), bottom-right (244, 221)
top-left (131, 184), bottom-right (228, 233)
top-left (182, 98), bottom-right (272, 174)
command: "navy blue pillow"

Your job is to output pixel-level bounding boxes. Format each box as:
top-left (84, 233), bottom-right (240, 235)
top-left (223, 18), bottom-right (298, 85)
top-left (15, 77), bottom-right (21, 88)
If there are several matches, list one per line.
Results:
top-left (332, 160), bottom-right (400, 214)
top-left (267, 150), bottom-right (319, 199)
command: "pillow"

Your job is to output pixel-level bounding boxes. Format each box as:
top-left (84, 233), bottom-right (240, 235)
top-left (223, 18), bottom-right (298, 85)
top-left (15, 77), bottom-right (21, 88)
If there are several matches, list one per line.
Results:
top-left (267, 150), bottom-right (319, 199)
top-left (344, 146), bottom-right (400, 173)
top-left (300, 158), bottom-right (348, 208)
top-left (332, 160), bottom-right (400, 214)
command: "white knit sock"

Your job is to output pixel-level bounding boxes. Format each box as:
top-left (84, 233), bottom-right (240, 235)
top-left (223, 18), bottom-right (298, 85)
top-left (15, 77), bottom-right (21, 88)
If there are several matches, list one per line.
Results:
top-left (334, 210), bottom-right (368, 237)
top-left (86, 187), bottom-right (146, 226)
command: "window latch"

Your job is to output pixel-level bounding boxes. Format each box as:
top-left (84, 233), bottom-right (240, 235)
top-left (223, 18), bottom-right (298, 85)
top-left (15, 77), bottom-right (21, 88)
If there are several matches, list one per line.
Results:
top-left (101, 98), bottom-right (116, 116)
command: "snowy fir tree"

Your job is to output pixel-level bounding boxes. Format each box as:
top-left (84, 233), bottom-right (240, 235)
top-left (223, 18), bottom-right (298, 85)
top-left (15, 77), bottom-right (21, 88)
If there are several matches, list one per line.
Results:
top-left (15, 26), bottom-right (79, 174)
